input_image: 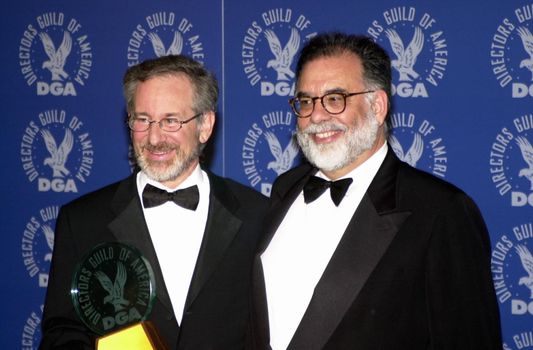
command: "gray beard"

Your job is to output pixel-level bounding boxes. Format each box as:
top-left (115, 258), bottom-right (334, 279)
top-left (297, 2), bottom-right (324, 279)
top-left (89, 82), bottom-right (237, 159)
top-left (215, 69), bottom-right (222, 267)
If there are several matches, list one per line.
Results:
top-left (296, 112), bottom-right (379, 172)
top-left (135, 141), bottom-right (201, 183)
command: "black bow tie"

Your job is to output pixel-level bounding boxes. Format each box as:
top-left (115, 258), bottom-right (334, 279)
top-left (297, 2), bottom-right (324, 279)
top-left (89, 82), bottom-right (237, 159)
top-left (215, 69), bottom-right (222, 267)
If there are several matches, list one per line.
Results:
top-left (142, 184), bottom-right (199, 210)
top-left (303, 176), bottom-right (353, 206)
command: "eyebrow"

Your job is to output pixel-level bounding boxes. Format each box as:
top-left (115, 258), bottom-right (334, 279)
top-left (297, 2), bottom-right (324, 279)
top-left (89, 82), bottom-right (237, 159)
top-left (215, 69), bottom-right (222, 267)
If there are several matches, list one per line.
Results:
top-left (295, 87), bottom-right (349, 97)
top-left (132, 112), bottom-right (181, 119)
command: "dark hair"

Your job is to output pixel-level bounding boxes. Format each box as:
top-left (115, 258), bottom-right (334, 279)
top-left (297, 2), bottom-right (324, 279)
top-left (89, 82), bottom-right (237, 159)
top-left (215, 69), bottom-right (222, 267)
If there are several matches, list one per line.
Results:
top-left (296, 32), bottom-right (392, 107)
top-left (123, 55), bottom-right (218, 121)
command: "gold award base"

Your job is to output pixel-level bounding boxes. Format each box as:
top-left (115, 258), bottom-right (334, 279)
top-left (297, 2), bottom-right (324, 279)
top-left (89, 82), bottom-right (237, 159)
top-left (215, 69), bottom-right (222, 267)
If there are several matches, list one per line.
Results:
top-left (96, 322), bottom-right (167, 350)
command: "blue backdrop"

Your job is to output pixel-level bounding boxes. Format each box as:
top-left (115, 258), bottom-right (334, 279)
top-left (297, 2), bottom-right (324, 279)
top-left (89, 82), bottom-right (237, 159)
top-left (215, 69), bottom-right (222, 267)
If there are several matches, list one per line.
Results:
top-left (1, 1), bottom-right (532, 348)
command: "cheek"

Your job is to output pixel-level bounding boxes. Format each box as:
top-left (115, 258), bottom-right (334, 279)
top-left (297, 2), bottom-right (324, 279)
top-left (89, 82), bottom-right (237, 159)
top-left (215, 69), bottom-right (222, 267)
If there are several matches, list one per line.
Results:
top-left (297, 118), bottom-right (309, 130)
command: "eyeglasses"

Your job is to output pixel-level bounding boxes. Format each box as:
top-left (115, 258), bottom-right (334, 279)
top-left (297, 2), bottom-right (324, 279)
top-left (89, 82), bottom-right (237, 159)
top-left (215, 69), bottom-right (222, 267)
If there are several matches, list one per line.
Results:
top-left (288, 91), bottom-right (374, 118)
top-left (128, 113), bottom-right (202, 132)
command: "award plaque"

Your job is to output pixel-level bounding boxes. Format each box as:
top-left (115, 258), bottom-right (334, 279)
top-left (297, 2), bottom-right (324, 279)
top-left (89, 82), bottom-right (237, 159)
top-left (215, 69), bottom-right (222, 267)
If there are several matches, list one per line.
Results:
top-left (71, 242), bottom-right (164, 349)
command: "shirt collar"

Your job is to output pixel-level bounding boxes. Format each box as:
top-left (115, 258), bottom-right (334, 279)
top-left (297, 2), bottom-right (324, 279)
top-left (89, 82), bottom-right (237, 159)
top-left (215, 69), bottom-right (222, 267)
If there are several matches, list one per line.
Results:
top-left (137, 164), bottom-right (205, 194)
top-left (315, 142), bottom-right (388, 197)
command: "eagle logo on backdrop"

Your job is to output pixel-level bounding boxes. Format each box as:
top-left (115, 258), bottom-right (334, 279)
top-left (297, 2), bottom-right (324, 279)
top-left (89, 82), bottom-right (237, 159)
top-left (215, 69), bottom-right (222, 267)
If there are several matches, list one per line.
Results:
top-left (264, 28), bottom-right (300, 81)
top-left (241, 110), bottom-right (300, 196)
top-left (41, 129), bottom-right (74, 178)
top-left (20, 206), bottom-right (59, 288)
top-left (366, 6), bottom-right (448, 98)
top-left (264, 131), bottom-right (299, 176)
top-left (127, 12), bottom-right (204, 67)
top-left (39, 31), bottom-right (72, 81)
top-left (389, 133), bottom-right (424, 167)
top-left (515, 136), bottom-right (533, 190)
top-left (489, 5), bottom-right (533, 97)
top-left (515, 244), bottom-right (533, 298)
top-left (385, 27), bottom-right (424, 82)
top-left (516, 27), bottom-right (533, 81)
top-left (388, 112), bottom-right (448, 178)
top-left (20, 109), bottom-right (94, 193)
top-left (491, 223), bottom-right (533, 317)
top-left (488, 116), bottom-right (533, 207)
top-left (241, 8), bottom-right (316, 97)
top-left (18, 12), bottom-right (93, 96)
top-left (148, 31), bottom-right (183, 57)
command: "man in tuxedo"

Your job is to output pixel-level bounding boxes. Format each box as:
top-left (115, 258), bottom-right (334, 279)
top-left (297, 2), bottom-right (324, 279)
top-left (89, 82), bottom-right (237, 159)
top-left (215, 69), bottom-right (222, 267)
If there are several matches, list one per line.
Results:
top-left (248, 33), bottom-right (502, 349)
top-left (40, 55), bottom-right (267, 349)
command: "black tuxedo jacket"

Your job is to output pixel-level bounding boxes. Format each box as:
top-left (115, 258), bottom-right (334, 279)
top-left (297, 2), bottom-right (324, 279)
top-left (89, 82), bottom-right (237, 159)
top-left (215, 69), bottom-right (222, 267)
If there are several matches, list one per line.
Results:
top-left (248, 149), bottom-right (502, 349)
top-left (40, 171), bottom-right (268, 350)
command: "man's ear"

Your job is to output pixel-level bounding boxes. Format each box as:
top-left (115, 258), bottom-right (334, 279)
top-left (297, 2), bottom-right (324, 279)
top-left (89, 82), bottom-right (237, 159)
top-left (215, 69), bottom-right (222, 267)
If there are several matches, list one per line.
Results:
top-left (198, 111), bottom-right (215, 144)
top-left (371, 90), bottom-right (389, 126)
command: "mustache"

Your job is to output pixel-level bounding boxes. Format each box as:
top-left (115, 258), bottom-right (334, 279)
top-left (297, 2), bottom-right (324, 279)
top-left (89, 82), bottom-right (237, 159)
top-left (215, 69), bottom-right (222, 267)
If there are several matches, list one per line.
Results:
top-left (298, 121), bottom-right (348, 134)
top-left (142, 142), bottom-right (178, 153)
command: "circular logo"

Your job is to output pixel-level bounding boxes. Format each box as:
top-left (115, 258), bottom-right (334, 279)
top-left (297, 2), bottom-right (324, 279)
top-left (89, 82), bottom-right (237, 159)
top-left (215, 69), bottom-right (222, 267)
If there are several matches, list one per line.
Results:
top-left (18, 12), bottom-right (93, 96)
top-left (389, 112), bottom-right (448, 178)
top-left (491, 222), bottom-right (533, 316)
top-left (20, 206), bottom-right (59, 288)
top-left (241, 8), bottom-right (316, 97)
top-left (241, 110), bottom-right (300, 196)
top-left (366, 6), bottom-right (449, 98)
top-left (489, 4), bottom-right (533, 98)
top-left (20, 109), bottom-right (94, 193)
top-left (71, 242), bottom-right (156, 335)
top-left (488, 114), bottom-right (533, 207)
top-left (127, 12), bottom-right (205, 67)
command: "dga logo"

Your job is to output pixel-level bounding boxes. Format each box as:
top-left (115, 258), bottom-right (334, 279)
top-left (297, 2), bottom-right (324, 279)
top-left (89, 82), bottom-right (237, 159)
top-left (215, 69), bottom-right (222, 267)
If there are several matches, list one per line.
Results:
top-left (241, 8), bottom-right (316, 96)
top-left (491, 222), bottom-right (533, 316)
top-left (241, 110), bottom-right (300, 196)
top-left (127, 12), bottom-right (204, 66)
top-left (366, 6), bottom-right (448, 98)
top-left (503, 330), bottom-right (533, 349)
top-left (489, 114), bottom-right (533, 206)
top-left (20, 305), bottom-right (43, 349)
top-left (71, 243), bottom-right (155, 334)
top-left (489, 4), bottom-right (533, 98)
top-left (20, 109), bottom-right (94, 193)
top-left (20, 206), bottom-right (59, 288)
top-left (18, 12), bottom-right (92, 96)
top-left (388, 112), bottom-right (448, 177)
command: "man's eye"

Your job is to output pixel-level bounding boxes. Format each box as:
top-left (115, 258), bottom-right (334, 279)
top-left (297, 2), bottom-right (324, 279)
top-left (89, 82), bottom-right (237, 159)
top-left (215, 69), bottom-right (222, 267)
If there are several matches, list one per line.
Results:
top-left (299, 98), bottom-right (313, 105)
top-left (326, 94), bottom-right (343, 102)
top-left (164, 118), bottom-right (180, 125)
top-left (135, 117), bottom-right (150, 124)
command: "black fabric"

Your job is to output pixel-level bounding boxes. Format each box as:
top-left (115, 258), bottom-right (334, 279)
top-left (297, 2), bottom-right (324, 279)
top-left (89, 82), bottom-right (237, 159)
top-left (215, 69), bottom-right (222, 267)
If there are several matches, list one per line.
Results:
top-left (303, 176), bottom-right (353, 206)
top-left (142, 184), bottom-right (199, 210)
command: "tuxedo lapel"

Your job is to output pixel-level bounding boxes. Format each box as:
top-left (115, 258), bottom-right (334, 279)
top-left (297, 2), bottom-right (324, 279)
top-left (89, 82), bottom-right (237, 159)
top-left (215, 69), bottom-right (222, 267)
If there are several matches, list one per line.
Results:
top-left (257, 165), bottom-right (316, 254)
top-left (285, 149), bottom-right (411, 349)
top-left (288, 195), bottom-right (410, 350)
top-left (184, 173), bottom-right (242, 310)
top-left (106, 175), bottom-right (175, 316)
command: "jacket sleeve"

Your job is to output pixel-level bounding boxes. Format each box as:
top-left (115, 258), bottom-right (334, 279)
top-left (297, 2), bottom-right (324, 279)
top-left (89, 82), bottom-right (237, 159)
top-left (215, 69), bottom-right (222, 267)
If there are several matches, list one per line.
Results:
top-left (425, 192), bottom-right (502, 349)
top-left (39, 206), bottom-right (96, 350)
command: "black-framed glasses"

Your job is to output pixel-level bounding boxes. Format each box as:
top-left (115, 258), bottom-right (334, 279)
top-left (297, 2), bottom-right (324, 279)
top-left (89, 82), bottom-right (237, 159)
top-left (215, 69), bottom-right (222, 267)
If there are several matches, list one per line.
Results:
top-left (128, 113), bottom-right (202, 132)
top-left (288, 91), bottom-right (374, 118)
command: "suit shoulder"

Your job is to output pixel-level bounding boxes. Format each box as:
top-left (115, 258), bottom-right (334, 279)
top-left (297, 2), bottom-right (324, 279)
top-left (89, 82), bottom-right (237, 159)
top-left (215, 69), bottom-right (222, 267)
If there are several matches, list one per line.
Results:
top-left (61, 178), bottom-right (128, 211)
top-left (397, 163), bottom-right (474, 206)
top-left (208, 173), bottom-right (268, 207)
top-left (273, 164), bottom-right (313, 189)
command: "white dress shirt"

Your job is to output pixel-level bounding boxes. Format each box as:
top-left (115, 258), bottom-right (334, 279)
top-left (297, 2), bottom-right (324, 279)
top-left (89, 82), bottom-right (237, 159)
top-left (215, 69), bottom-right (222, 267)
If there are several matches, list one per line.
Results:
top-left (137, 164), bottom-right (210, 323)
top-left (261, 143), bottom-right (388, 350)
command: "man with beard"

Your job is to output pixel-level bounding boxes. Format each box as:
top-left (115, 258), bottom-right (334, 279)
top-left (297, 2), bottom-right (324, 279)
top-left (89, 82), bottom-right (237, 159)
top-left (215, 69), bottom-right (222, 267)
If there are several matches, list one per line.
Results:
top-left (40, 55), bottom-right (267, 350)
top-left (247, 33), bottom-right (502, 349)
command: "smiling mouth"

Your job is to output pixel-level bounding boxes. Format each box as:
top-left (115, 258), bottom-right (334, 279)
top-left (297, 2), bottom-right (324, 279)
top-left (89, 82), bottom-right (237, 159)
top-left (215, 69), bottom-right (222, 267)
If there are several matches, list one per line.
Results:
top-left (312, 130), bottom-right (344, 143)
